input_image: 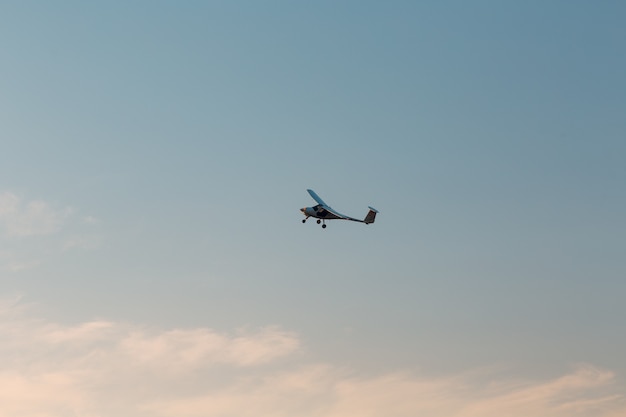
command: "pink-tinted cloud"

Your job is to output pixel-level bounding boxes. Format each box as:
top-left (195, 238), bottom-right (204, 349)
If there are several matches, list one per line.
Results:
top-left (144, 365), bottom-right (626, 417)
top-left (456, 365), bottom-right (626, 417)
top-left (0, 298), bottom-right (624, 417)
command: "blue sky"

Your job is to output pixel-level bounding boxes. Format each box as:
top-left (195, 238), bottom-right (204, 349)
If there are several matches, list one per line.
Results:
top-left (1, 2), bottom-right (625, 416)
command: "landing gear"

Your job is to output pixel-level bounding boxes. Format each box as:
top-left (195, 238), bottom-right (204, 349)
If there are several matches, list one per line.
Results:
top-left (302, 217), bottom-right (327, 229)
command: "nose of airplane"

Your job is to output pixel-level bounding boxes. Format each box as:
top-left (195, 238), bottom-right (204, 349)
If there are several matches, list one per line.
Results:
top-left (300, 207), bottom-right (306, 213)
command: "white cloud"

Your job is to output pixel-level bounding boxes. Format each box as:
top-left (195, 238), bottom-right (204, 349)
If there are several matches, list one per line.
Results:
top-left (62, 234), bottom-right (101, 251)
top-left (0, 251), bottom-right (41, 272)
top-left (0, 191), bottom-right (101, 272)
top-left (0, 192), bottom-right (72, 238)
top-left (82, 216), bottom-right (100, 224)
top-left (0, 299), bottom-right (624, 417)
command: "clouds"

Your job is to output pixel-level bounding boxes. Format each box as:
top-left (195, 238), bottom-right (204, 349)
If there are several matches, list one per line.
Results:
top-left (137, 366), bottom-right (626, 417)
top-left (0, 192), bottom-right (71, 238)
top-left (0, 298), bottom-right (301, 417)
top-left (0, 191), bottom-right (99, 271)
top-left (0, 298), bottom-right (624, 417)
top-left (117, 325), bottom-right (300, 373)
top-left (457, 365), bottom-right (619, 417)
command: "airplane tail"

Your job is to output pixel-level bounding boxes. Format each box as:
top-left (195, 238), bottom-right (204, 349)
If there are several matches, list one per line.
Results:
top-left (364, 207), bottom-right (378, 224)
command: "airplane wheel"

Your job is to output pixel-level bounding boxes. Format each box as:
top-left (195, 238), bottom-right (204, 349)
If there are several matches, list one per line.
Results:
top-left (316, 219), bottom-right (321, 224)
top-left (302, 219), bottom-right (306, 223)
top-left (322, 224), bottom-right (327, 229)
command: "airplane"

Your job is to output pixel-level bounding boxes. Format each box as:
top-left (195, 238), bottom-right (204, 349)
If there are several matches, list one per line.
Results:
top-left (300, 189), bottom-right (378, 228)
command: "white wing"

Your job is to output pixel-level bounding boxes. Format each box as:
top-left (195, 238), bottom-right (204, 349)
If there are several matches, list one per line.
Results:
top-left (307, 189), bottom-right (329, 207)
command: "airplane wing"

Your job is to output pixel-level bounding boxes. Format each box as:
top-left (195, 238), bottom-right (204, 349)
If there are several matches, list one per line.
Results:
top-left (307, 189), bottom-right (329, 207)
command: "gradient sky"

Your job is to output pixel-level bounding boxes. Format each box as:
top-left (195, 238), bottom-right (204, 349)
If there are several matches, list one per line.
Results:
top-left (1, 2), bottom-right (625, 416)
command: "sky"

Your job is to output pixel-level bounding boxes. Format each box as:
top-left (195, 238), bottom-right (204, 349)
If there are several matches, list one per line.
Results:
top-left (1, 1), bottom-right (625, 416)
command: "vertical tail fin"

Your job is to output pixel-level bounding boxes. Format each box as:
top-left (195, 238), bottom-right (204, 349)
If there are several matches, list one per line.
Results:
top-left (364, 207), bottom-right (378, 224)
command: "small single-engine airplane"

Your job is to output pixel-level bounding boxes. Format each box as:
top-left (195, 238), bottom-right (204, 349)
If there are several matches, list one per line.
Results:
top-left (300, 189), bottom-right (378, 228)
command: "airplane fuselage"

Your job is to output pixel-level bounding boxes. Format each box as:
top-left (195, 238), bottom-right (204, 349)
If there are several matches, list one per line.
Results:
top-left (300, 205), bottom-right (342, 220)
